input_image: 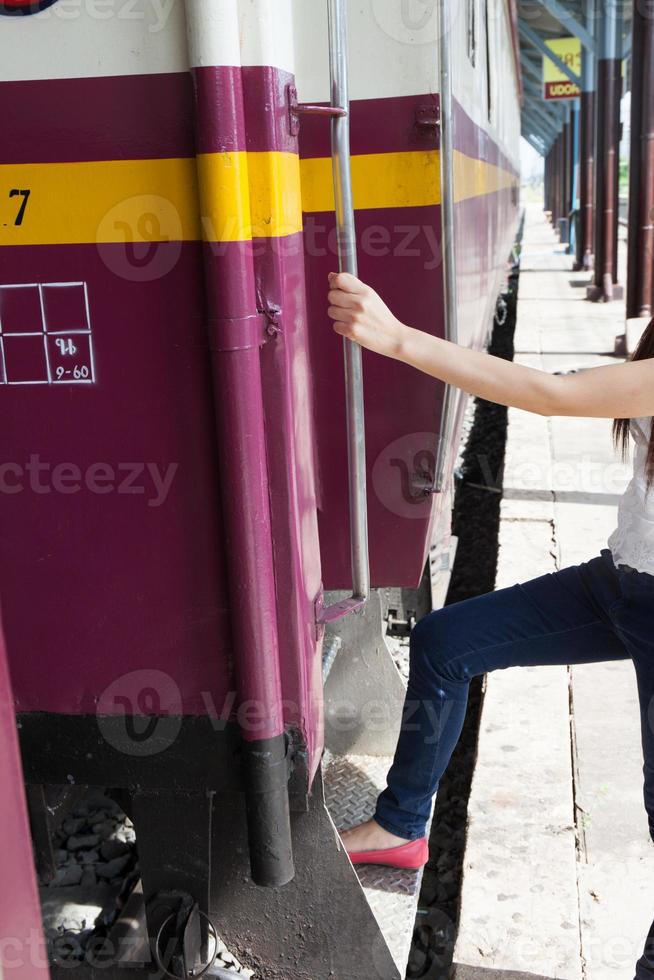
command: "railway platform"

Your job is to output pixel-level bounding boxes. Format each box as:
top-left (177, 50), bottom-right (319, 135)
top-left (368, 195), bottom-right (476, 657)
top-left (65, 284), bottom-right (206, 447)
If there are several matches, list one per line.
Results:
top-left (453, 203), bottom-right (654, 980)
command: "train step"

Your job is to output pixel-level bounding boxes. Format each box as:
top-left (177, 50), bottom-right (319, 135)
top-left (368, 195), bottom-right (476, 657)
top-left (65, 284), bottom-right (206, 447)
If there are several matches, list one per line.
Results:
top-left (323, 750), bottom-right (434, 978)
top-left (322, 536), bottom-right (458, 685)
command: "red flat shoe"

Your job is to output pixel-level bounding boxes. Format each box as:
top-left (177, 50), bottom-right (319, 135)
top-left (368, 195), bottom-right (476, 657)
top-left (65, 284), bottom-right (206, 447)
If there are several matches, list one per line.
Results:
top-left (346, 836), bottom-right (429, 870)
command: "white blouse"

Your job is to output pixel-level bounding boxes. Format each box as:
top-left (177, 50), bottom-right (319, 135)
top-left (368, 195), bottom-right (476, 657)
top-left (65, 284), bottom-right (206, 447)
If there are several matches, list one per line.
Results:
top-left (608, 417), bottom-right (654, 574)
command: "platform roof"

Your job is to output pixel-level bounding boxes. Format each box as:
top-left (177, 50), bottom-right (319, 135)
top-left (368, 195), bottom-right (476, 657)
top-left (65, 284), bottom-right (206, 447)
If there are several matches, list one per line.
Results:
top-left (517, 0), bottom-right (632, 155)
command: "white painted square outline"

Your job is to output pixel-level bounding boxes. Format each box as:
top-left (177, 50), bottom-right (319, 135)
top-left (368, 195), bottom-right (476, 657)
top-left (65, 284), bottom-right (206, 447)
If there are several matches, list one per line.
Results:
top-left (0, 281), bottom-right (95, 386)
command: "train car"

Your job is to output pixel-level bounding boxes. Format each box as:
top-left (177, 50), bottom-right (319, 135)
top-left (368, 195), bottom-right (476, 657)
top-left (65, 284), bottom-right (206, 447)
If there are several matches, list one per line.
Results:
top-left (0, 1), bottom-right (520, 978)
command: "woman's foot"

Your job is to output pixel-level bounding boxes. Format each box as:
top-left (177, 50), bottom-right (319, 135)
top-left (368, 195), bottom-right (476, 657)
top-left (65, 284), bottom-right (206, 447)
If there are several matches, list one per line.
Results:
top-left (340, 818), bottom-right (410, 853)
top-left (339, 819), bottom-right (429, 870)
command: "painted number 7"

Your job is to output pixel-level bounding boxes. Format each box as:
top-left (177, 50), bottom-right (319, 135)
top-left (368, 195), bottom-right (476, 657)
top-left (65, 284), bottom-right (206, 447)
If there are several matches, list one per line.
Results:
top-left (9, 189), bottom-right (31, 226)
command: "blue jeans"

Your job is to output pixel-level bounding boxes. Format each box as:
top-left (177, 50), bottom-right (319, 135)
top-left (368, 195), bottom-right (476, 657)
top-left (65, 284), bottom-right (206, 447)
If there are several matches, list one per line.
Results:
top-left (375, 549), bottom-right (654, 977)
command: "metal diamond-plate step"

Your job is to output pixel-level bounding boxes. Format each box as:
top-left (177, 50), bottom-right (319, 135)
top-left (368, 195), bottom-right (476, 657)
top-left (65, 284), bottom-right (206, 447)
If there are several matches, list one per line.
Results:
top-left (323, 752), bottom-right (429, 976)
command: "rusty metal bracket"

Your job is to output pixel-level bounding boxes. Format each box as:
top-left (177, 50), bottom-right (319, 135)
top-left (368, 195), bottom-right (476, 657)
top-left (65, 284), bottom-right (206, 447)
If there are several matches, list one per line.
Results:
top-left (415, 103), bottom-right (440, 130)
top-left (415, 103), bottom-right (441, 146)
top-left (286, 83), bottom-right (347, 137)
top-left (315, 592), bottom-right (365, 625)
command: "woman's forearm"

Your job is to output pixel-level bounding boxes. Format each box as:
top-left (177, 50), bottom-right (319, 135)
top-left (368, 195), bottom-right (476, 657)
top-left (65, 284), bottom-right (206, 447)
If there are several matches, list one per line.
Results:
top-left (397, 327), bottom-right (558, 416)
top-left (397, 327), bottom-right (654, 419)
top-left (327, 271), bottom-right (654, 420)
top-left (326, 270), bottom-right (558, 415)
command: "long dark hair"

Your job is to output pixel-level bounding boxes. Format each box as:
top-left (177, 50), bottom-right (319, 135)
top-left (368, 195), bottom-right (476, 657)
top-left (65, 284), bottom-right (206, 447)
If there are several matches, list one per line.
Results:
top-left (613, 317), bottom-right (654, 485)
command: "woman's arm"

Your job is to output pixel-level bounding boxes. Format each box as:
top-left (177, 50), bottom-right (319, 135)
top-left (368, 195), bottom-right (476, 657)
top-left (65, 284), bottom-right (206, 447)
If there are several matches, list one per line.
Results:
top-left (327, 272), bottom-right (654, 420)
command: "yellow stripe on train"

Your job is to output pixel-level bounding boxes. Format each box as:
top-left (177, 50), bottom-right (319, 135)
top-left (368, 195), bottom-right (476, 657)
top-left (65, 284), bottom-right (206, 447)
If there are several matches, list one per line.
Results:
top-left (453, 152), bottom-right (517, 201)
top-left (300, 150), bottom-right (442, 212)
top-left (196, 151), bottom-right (304, 241)
top-left (0, 159), bottom-right (200, 246)
top-left (299, 151), bottom-right (516, 211)
top-left (0, 154), bottom-right (304, 246)
top-left (0, 150), bottom-right (517, 246)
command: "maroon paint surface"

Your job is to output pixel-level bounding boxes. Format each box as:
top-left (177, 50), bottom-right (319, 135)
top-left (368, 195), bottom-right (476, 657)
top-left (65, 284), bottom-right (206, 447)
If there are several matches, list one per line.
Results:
top-left (193, 62), bottom-right (324, 758)
top-left (0, 64), bottom-right (518, 781)
top-left (235, 66), bottom-right (324, 763)
top-left (299, 92), bottom-right (519, 178)
top-left (1, 67), bottom-right (299, 161)
top-left (0, 244), bottom-right (235, 716)
top-left (1, 66), bottom-right (325, 773)
top-left (192, 52), bottom-right (287, 745)
top-left (301, 93), bottom-right (519, 589)
top-left (0, 71), bottom-right (518, 172)
top-left (300, 94), bottom-right (447, 589)
top-left (255, 232), bottom-right (324, 766)
top-left (0, 616), bottom-right (49, 979)
top-left (299, 92), bottom-right (440, 158)
top-left (452, 96), bottom-right (520, 178)
top-left (303, 204), bottom-right (446, 588)
top-left (193, 66), bottom-right (297, 155)
top-left (452, 96), bottom-right (520, 355)
top-left (0, 73), bottom-right (195, 162)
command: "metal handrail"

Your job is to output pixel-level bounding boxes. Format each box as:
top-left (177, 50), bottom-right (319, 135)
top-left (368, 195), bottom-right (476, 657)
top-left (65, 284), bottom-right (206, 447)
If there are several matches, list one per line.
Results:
top-left (433, 0), bottom-right (460, 494)
top-left (318, 0), bottom-right (370, 622)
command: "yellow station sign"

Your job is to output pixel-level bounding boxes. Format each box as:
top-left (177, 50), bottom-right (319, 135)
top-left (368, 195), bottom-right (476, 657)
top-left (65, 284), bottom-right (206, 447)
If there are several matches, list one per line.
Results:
top-left (543, 37), bottom-right (582, 100)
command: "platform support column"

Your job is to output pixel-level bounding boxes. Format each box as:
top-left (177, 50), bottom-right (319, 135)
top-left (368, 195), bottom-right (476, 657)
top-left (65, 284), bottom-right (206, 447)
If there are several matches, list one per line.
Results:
top-left (548, 132), bottom-right (557, 224)
top-left (554, 130), bottom-right (564, 227)
top-left (552, 135), bottom-right (559, 225)
top-left (555, 134), bottom-right (559, 219)
top-left (547, 131), bottom-right (562, 223)
top-left (544, 147), bottom-right (551, 216)
top-left (566, 103), bottom-right (577, 249)
top-left (562, 121), bottom-right (568, 222)
top-left (569, 100), bottom-right (580, 257)
top-left (626, 1), bottom-right (654, 320)
top-left (589, 0), bottom-right (623, 302)
top-left (577, 0), bottom-right (596, 271)
top-left (551, 134), bottom-right (557, 223)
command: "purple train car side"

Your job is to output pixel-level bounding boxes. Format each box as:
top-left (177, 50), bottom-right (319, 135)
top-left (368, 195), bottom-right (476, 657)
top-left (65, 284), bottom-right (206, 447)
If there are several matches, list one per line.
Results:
top-left (0, 1), bottom-right (520, 977)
